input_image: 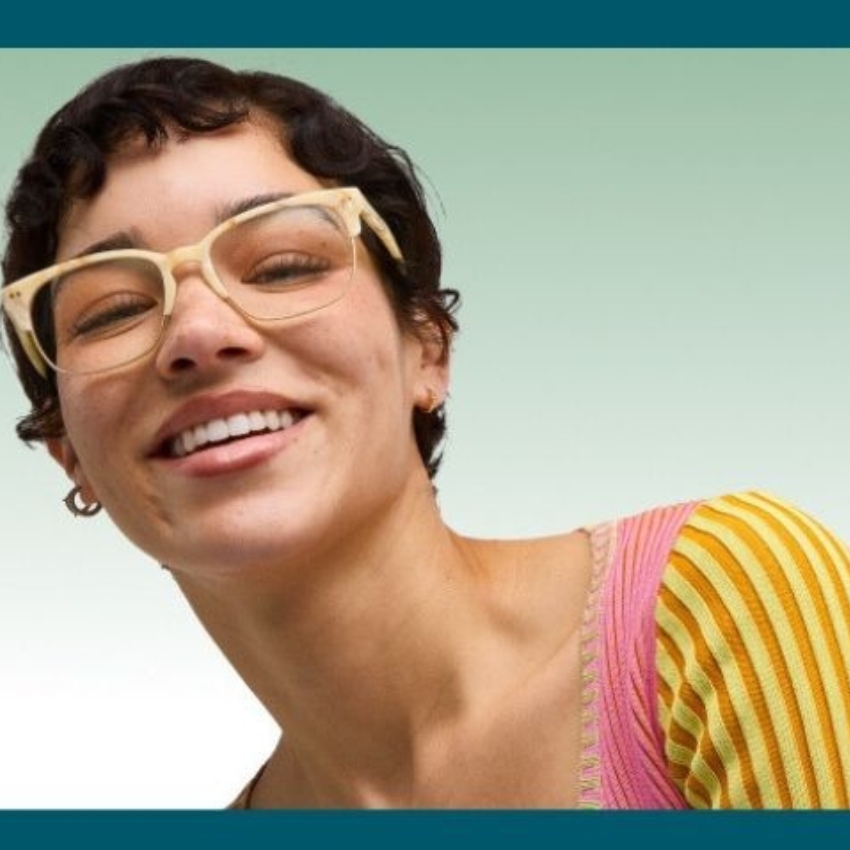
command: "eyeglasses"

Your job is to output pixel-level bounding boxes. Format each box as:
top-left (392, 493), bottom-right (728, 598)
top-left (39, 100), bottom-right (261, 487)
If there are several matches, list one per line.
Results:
top-left (2, 186), bottom-right (403, 377)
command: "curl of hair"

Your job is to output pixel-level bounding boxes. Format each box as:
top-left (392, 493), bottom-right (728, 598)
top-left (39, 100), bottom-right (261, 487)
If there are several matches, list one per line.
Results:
top-left (2, 56), bottom-right (460, 478)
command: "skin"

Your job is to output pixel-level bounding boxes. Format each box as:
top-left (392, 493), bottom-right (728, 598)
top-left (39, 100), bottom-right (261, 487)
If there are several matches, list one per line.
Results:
top-left (46, 121), bottom-right (594, 807)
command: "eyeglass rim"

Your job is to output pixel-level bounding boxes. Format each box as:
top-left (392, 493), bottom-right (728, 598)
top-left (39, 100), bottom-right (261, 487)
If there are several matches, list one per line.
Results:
top-left (1, 186), bottom-right (404, 377)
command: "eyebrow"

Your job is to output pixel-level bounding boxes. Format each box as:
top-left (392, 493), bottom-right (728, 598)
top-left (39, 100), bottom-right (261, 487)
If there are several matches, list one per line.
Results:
top-left (68, 193), bottom-right (299, 261)
top-left (217, 192), bottom-right (295, 221)
top-left (71, 232), bottom-right (138, 260)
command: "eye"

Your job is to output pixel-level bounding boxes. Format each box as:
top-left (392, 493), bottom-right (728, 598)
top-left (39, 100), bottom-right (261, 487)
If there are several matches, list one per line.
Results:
top-left (65, 292), bottom-right (160, 341)
top-left (243, 252), bottom-right (333, 288)
top-left (50, 257), bottom-right (163, 344)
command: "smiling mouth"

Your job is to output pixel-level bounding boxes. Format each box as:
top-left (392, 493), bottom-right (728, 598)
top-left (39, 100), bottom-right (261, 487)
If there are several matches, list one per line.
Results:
top-left (164, 408), bottom-right (307, 459)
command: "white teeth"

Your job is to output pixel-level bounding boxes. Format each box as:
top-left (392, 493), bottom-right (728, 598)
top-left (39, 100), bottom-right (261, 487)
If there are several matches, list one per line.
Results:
top-left (169, 408), bottom-right (300, 458)
top-left (193, 424), bottom-right (209, 448)
top-left (181, 429), bottom-right (196, 454)
top-left (206, 418), bottom-right (229, 442)
top-left (226, 413), bottom-right (251, 437)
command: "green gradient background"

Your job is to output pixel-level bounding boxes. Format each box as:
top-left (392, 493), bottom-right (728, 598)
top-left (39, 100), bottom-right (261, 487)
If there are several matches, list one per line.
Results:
top-left (1, 49), bottom-right (849, 807)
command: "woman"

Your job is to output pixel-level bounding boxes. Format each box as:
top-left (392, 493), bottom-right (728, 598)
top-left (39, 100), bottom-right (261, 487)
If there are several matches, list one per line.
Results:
top-left (3, 55), bottom-right (849, 808)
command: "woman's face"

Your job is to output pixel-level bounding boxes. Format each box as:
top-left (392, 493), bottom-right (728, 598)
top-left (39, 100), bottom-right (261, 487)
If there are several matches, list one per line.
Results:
top-left (47, 122), bottom-right (446, 581)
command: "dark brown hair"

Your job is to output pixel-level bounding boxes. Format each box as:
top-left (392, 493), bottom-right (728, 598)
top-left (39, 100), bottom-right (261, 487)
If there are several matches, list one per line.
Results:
top-left (2, 56), bottom-right (459, 477)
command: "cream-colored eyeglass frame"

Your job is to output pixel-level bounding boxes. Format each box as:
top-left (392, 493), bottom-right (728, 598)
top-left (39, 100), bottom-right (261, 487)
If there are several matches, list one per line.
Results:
top-left (2, 186), bottom-right (404, 377)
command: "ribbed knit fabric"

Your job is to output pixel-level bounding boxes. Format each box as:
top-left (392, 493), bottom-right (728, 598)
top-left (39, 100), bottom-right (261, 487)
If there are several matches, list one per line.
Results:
top-left (579, 490), bottom-right (850, 809)
top-left (578, 498), bottom-right (699, 807)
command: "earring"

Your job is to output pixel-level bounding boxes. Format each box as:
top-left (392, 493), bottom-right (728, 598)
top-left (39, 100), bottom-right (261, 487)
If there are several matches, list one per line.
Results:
top-left (422, 387), bottom-right (440, 414)
top-left (63, 485), bottom-right (102, 518)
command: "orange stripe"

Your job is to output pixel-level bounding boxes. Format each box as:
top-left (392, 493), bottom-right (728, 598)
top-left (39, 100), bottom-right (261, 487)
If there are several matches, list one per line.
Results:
top-left (658, 580), bottom-right (758, 807)
top-left (720, 494), bottom-right (850, 804)
top-left (677, 514), bottom-right (820, 805)
top-left (704, 498), bottom-right (842, 801)
top-left (657, 636), bottom-right (713, 808)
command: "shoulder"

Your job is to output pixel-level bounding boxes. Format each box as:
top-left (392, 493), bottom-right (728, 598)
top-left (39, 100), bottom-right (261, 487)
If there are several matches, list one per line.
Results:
top-left (654, 490), bottom-right (850, 808)
top-left (658, 489), bottom-right (850, 666)
top-left (668, 489), bottom-right (847, 579)
top-left (598, 488), bottom-right (847, 598)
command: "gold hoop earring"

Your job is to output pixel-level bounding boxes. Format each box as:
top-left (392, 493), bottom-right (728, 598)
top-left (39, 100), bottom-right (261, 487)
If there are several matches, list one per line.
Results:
top-left (64, 485), bottom-right (102, 518)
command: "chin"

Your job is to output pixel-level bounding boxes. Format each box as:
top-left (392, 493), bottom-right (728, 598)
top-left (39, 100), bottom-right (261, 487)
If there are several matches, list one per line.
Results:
top-left (156, 507), bottom-right (340, 583)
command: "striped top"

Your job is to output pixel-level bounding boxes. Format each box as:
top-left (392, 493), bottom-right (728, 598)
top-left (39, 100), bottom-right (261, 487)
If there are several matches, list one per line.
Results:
top-left (578, 490), bottom-right (850, 808)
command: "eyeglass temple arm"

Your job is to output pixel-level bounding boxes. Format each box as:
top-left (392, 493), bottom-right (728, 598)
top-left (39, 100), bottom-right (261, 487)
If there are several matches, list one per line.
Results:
top-left (13, 326), bottom-right (48, 378)
top-left (3, 293), bottom-right (49, 378)
top-left (358, 202), bottom-right (403, 262)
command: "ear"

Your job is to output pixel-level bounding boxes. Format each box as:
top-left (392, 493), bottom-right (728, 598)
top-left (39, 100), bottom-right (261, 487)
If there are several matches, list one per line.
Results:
top-left (409, 323), bottom-right (451, 411)
top-left (46, 436), bottom-right (99, 504)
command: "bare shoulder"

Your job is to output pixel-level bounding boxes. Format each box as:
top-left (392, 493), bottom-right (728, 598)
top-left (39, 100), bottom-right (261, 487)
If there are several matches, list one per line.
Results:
top-left (454, 528), bottom-right (594, 648)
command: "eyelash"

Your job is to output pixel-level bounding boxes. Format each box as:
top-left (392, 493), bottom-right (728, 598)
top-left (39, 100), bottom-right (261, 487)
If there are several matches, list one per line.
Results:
top-left (242, 254), bottom-right (332, 286)
top-left (67, 294), bottom-right (157, 339)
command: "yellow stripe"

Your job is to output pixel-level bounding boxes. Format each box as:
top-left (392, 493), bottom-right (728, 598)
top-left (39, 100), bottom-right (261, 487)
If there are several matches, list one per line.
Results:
top-left (659, 552), bottom-right (779, 806)
top-left (704, 494), bottom-right (850, 804)
top-left (656, 491), bottom-right (850, 807)
top-left (656, 600), bottom-right (743, 807)
top-left (656, 660), bottom-right (712, 808)
top-left (670, 528), bottom-right (809, 803)
top-left (679, 513), bottom-right (823, 803)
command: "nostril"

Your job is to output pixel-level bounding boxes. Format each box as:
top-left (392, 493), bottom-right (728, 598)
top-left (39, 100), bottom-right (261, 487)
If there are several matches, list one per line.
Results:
top-left (166, 344), bottom-right (254, 375)
top-left (154, 301), bottom-right (265, 378)
top-left (220, 345), bottom-right (252, 360)
top-left (169, 356), bottom-right (197, 373)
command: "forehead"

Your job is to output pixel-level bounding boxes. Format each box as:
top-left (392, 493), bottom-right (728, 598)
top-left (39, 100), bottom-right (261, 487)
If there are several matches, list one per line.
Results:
top-left (57, 122), bottom-right (325, 260)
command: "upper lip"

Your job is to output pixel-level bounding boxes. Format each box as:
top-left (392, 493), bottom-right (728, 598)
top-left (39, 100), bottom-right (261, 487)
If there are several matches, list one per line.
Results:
top-left (149, 388), bottom-right (308, 457)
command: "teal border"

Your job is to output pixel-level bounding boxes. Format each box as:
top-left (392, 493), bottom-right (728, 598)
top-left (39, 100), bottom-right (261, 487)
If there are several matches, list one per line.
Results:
top-left (3, 0), bottom-right (850, 45)
top-left (5, 2), bottom-right (850, 846)
top-left (1, 811), bottom-right (850, 846)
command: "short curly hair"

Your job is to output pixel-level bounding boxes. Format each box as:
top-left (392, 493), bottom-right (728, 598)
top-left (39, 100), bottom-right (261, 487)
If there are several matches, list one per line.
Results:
top-left (2, 56), bottom-right (459, 478)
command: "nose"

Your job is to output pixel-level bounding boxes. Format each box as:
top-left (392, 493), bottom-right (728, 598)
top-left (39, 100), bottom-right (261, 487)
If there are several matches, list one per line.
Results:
top-left (153, 269), bottom-right (265, 380)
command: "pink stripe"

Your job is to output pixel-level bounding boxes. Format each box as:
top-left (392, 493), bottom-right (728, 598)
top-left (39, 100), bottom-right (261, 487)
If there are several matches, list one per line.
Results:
top-left (592, 499), bottom-right (699, 808)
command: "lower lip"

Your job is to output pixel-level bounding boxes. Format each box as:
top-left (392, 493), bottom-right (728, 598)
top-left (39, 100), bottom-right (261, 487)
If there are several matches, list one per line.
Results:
top-left (157, 415), bottom-right (309, 478)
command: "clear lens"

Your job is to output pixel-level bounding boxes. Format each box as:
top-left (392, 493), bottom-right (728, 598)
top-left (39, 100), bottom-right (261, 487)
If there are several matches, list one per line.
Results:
top-left (210, 203), bottom-right (354, 320)
top-left (33, 256), bottom-right (166, 374)
top-left (30, 203), bottom-right (355, 375)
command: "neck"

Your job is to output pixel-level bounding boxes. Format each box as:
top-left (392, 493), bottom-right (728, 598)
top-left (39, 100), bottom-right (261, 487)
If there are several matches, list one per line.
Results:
top-left (171, 476), bottom-right (517, 805)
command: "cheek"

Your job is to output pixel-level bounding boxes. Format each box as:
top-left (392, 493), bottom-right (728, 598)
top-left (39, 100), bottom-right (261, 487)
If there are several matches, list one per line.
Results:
top-left (57, 376), bottom-right (134, 468)
top-left (303, 280), bottom-right (410, 385)
top-left (342, 318), bottom-right (412, 402)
